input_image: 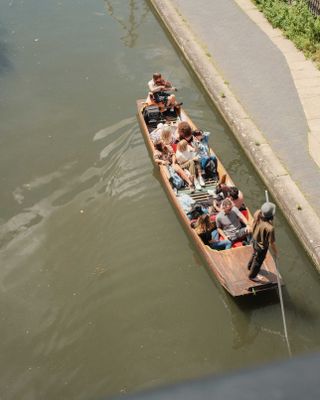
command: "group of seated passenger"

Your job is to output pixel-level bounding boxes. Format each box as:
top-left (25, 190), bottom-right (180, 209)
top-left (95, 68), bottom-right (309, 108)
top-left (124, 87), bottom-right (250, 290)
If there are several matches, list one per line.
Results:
top-left (147, 72), bottom-right (250, 250)
top-left (147, 73), bottom-right (216, 192)
top-left (193, 192), bottom-right (252, 250)
top-left (153, 141), bottom-right (193, 188)
top-left (150, 120), bottom-right (219, 193)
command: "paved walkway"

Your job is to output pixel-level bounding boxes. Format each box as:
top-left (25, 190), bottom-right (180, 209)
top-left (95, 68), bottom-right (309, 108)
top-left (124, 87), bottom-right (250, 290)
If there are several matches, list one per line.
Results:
top-left (150, 0), bottom-right (320, 269)
top-left (172, 0), bottom-right (320, 212)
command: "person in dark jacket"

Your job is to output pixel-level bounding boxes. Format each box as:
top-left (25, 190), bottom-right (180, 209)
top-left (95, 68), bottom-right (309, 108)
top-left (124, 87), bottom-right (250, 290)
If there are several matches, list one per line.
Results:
top-left (247, 202), bottom-right (278, 280)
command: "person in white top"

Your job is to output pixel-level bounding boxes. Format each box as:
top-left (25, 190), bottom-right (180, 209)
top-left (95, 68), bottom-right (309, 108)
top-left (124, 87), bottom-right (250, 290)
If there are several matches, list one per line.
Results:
top-left (175, 139), bottom-right (205, 191)
top-left (149, 123), bottom-right (164, 144)
top-left (148, 72), bottom-right (178, 109)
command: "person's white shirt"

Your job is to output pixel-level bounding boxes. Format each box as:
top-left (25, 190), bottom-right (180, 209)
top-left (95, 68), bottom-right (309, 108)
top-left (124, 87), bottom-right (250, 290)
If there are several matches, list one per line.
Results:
top-left (176, 145), bottom-right (197, 164)
top-left (148, 79), bottom-right (163, 93)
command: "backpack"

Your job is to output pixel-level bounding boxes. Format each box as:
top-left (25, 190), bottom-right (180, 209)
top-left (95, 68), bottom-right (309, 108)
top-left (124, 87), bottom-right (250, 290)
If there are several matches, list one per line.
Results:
top-left (168, 166), bottom-right (185, 189)
top-left (143, 105), bottom-right (162, 128)
top-left (204, 159), bottom-right (218, 180)
top-left (187, 204), bottom-right (204, 220)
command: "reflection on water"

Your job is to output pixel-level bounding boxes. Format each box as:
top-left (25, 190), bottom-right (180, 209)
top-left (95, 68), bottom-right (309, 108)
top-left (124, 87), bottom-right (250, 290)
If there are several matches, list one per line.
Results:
top-left (0, 116), bottom-right (142, 251)
top-left (104, 0), bottom-right (149, 47)
top-left (0, 22), bottom-right (13, 74)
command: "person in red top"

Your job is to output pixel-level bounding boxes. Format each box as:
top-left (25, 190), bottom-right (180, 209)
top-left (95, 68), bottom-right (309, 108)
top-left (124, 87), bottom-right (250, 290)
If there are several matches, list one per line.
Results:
top-left (247, 202), bottom-right (278, 280)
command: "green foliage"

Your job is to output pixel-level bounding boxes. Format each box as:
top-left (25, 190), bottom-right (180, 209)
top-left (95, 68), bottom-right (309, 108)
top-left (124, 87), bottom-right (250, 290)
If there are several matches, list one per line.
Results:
top-left (253, 0), bottom-right (320, 67)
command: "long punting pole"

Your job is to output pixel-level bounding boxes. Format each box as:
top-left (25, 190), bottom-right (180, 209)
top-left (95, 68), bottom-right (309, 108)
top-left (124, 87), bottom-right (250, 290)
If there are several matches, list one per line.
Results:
top-left (265, 191), bottom-right (292, 357)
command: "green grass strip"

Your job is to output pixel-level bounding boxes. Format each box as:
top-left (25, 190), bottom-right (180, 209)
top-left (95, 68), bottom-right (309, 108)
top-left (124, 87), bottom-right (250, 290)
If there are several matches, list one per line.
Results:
top-left (252, 0), bottom-right (320, 67)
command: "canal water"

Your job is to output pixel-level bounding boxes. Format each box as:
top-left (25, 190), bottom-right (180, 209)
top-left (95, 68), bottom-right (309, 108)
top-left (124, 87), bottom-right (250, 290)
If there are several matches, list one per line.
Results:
top-left (0, 1), bottom-right (319, 399)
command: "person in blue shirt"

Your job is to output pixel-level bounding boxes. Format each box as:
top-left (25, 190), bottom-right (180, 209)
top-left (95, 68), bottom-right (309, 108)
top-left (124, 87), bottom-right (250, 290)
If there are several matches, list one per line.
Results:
top-left (193, 130), bottom-right (218, 180)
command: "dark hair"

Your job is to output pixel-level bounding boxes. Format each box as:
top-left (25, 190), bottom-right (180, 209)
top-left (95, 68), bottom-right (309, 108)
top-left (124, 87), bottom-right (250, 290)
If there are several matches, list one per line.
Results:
top-left (194, 214), bottom-right (212, 234)
top-left (193, 130), bottom-right (203, 137)
top-left (178, 121), bottom-right (192, 139)
top-left (261, 214), bottom-right (274, 222)
top-left (229, 186), bottom-right (239, 200)
top-left (155, 142), bottom-right (163, 152)
top-left (215, 184), bottom-right (230, 198)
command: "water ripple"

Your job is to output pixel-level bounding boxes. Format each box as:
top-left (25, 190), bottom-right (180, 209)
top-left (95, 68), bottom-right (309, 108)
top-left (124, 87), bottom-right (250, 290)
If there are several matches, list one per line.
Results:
top-left (1, 118), bottom-right (146, 249)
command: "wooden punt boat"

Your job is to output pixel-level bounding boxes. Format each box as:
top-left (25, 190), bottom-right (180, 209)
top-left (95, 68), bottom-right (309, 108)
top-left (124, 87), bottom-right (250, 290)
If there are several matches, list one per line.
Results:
top-left (136, 99), bottom-right (283, 297)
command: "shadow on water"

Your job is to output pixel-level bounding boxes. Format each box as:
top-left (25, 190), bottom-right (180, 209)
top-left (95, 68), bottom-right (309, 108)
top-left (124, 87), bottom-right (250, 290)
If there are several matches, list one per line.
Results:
top-left (0, 22), bottom-right (13, 74)
top-left (104, 0), bottom-right (149, 48)
top-left (218, 290), bottom-right (286, 353)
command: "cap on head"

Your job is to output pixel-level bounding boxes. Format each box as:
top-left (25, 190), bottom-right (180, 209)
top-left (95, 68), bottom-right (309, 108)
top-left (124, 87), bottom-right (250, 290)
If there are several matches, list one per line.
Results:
top-left (261, 202), bottom-right (276, 219)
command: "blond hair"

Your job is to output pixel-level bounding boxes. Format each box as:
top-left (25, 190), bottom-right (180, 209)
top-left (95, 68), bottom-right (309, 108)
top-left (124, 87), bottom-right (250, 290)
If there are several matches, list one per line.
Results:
top-left (177, 139), bottom-right (188, 152)
top-left (222, 198), bottom-right (233, 208)
top-left (160, 126), bottom-right (173, 144)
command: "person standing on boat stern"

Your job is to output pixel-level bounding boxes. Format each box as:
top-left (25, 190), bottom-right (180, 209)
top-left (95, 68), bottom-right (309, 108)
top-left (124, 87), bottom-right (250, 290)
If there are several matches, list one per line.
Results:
top-left (247, 202), bottom-right (278, 280)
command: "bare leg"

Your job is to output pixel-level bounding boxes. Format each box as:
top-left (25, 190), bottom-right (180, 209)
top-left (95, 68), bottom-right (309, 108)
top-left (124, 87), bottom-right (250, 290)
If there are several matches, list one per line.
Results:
top-left (179, 160), bottom-right (197, 184)
top-left (195, 161), bottom-right (202, 177)
top-left (173, 164), bottom-right (193, 186)
top-left (166, 94), bottom-right (176, 108)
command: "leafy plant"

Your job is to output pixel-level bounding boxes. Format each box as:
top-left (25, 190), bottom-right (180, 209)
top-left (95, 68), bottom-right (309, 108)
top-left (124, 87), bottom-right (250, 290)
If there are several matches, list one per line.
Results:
top-left (252, 0), bottom-right (320, 67)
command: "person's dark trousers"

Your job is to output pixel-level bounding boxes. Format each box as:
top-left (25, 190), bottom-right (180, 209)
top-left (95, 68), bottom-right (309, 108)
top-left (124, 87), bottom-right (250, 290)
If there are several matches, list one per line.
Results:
top-left (154, 92), bottom-right (169, 104)
top-left (247, 241), bottom-right (268, 278)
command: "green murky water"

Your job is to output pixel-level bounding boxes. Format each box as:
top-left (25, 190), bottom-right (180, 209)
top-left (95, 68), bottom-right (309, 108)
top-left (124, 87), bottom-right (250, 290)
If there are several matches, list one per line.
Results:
top-left (0, 1), bottom-right (319, 399)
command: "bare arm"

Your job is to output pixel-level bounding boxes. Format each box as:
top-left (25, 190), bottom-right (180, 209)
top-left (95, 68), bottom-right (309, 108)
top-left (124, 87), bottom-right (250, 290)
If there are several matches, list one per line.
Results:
top-left (154, 159), bottom-right (168, 166)
top-left (213, 200), bottom-right (222, 213)
top-left (153, 151), bottom-right (169, 166)
top-left (150, 84), bottom-right (165, 93)
top-left (238, 212), bottom-right (249, 227)
top-left (148, 80), bottom-right (164, 93)
top-left (217, 228), bottom-right (227, 240)
top-left (171, 154), bottom-right (177, 165)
